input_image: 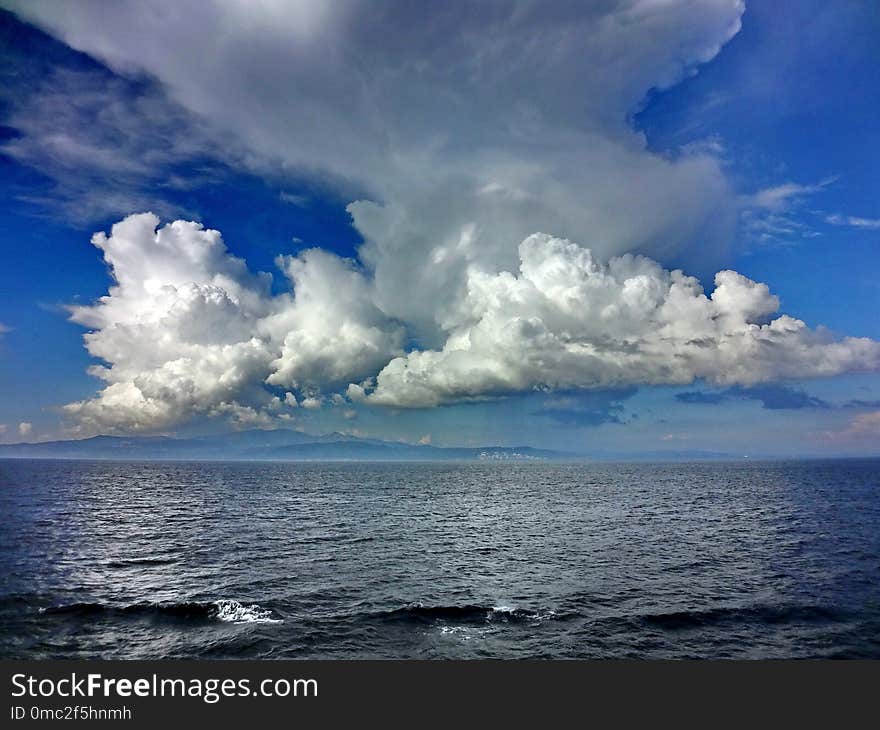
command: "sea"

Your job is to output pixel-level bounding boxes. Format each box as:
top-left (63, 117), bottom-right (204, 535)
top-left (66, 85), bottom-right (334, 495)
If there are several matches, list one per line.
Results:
top-left (1, 458), bottom-right (878, 659)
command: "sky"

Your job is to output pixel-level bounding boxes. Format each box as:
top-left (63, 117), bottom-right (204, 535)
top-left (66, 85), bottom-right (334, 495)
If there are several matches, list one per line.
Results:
top-left (0, 0), bottom-right (878, 455)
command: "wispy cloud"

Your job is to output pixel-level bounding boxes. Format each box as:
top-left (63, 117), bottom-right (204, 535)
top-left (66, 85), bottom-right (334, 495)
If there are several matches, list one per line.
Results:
top-left (825, 213), bottom-right (880, 230)
top-left (843, 399), bottom-right (880, 409)
top-left (741, 181), bottom-right (830, 213)
top-left (0, 45), bottom-right (236, 223)
top-left (827, 410), bottom-right (880, 442)
top-left (739, 178), bottom-right (834, 246)
top-left (279, 191), bottom-right (310, 207)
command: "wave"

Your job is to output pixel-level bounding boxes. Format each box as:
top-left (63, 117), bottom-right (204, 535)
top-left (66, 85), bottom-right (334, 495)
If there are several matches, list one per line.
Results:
top-left (371, 600), bottom-right (846, 631)
top-left (37, 599), bottom-right (282, 624)
top-left (375, 602), bottom-right (563, 624)
top-left (104, 558), bottom-right (178, 568)
top-left (213, 599), bottom-right (282, 624)
top-left (640, 603), bottom-right (848, 630)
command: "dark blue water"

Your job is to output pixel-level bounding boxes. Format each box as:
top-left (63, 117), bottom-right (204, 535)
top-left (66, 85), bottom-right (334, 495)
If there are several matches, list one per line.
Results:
top-left (1, 459), bottom-right (878, 659)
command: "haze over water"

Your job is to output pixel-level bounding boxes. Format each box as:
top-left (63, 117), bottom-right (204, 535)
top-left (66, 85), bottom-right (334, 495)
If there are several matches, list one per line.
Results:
top-left (1, 459), bottom-right (878, 659)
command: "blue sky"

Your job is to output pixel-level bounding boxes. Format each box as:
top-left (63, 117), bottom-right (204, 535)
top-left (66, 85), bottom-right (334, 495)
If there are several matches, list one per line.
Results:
top-left (0, 1), bottom-right (878, 455)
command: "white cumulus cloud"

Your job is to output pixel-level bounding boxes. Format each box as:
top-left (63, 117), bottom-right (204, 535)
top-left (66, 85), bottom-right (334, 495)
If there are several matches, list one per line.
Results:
top-left (62, 213), bottom-right (401, 434)
top-left (351, 234), bottom-right (880, 407)
top-left (264, 249), bottom-right (404, 392)
top-left (62, 216), bottom-right (880, 429)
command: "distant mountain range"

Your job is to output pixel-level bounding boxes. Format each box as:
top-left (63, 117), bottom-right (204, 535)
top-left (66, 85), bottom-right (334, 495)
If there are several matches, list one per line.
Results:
top-left (0, 429), bottom-right (570, 462)
top-left (0, 428), bottom-right (766, 462)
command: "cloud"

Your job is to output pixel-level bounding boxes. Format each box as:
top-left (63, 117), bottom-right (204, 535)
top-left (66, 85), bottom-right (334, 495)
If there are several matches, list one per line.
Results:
top-left (676, 391), bottom-right (728, 405)
top-left (355, 234), bottom-right (880, 407)
top-left (676, 384), bottom-right (830, 410)
top-left (848, 411), bottom-right (880, 437)
top-left (18, 422), bottom-right (32, 437)
top-left (741, 182), bottom-right (828, 213)
top-left (0, 322), bottom-right (9, 337)
top-left (62, 213), bottom-right (401, 434)
top-left (844, 399), bottom-right (880, 409)
top-left (264, 249), bottom-right (405, 392)
top-left (279, 192), bottom-right (309, 207)
top-left (8, 2), bottom-right (880, 431)
top-left (829, 411), bottom-right (880, 442)
top-left (0, 54), bottom-right (232, 223)
top-left (62, 217), bottom-right (880, 429)
top-left (826, 214), bottom-right (880, 230)
top-left (6, 0), bottom-right (746, 306)
top-left (534, 388), bottom-right (637, 428)
top-left (738, 179), bottom-right (832, 245)
top-left (728, 385), bottom-right (830, 410)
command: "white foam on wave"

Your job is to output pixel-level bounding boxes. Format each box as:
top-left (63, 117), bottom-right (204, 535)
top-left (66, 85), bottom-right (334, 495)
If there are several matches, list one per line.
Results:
top-left (213, 599), bottom-right (282, 624)
top-left (439, 625), bottom-right (494, 640)
top-left (491, 605), bottom-right (558, 622)
top-left (491, 605), bottom-right (517, 615)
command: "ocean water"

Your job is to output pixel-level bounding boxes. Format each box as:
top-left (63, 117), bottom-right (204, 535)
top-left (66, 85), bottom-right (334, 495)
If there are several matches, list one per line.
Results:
top-left (1, 458), bottom-right (878, 659)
